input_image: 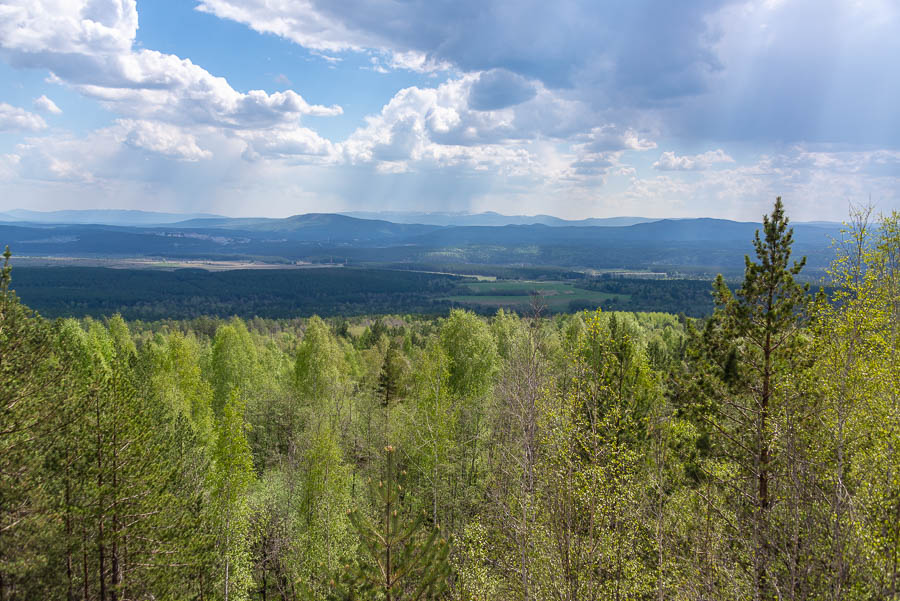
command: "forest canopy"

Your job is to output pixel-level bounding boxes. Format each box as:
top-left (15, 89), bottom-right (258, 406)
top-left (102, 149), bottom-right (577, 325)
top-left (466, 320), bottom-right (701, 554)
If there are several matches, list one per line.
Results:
top-left (1, 201), bottom-right (899, 600)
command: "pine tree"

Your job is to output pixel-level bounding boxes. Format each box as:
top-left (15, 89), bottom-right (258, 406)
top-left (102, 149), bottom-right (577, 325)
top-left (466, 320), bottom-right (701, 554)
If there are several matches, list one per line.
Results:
top-left (377, 346), bottom-right (403, 407)
top-left (0, 247), bottom-right (70, 599)
top-left (711, 197), bottom-right (811, 600)
top-left (334, 446), bottom-right (450, 601)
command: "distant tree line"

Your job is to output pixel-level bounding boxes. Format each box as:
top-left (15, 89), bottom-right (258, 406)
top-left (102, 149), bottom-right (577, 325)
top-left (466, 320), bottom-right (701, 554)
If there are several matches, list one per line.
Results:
top-left (9, 264), bottom-right (744, 320)
top-left (8, 267), bottom-right (461, 320)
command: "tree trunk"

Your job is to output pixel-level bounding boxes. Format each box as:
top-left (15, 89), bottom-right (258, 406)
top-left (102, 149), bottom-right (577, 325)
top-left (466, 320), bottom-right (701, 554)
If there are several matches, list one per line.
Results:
top-left (755, 302), bottom-right (773, 601)
top-left (83, 524), bottom-right (90, 601)
top-left (110, 429), bottom-right (119, 601)
top-left (65, 459), bottom-right (74, 601)
top-left (97, 397), bottom-right (107, 601)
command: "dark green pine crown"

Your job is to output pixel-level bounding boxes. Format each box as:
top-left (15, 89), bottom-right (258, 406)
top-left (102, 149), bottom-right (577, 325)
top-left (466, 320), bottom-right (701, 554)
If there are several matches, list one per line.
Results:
top-left (331, 446), bottom-right (451, 601)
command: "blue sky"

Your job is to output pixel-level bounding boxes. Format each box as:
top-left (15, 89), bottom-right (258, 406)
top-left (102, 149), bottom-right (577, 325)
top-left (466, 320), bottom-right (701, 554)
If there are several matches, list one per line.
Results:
top-left (1, 0), bottom-right (898, 220)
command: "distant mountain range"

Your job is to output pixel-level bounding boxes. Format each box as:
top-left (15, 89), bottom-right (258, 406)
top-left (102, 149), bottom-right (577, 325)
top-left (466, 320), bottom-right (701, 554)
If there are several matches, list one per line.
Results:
top-left (339, 211), bottom-right (658, 227)
top-left (1, 208), bottom-right (842, 229)
top-left (0, 208), bottom-right (659, 228)
top-left (169, 213), bottom-right (439, 241)
top-left (0, 210), bottom-right (844, 277)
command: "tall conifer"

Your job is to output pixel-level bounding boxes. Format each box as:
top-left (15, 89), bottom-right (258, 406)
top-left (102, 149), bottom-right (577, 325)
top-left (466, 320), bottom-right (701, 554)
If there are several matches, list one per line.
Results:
top-left (335, 446), bottom-right (450, 601)
top-left (711, 197), bottom-right (810, 600)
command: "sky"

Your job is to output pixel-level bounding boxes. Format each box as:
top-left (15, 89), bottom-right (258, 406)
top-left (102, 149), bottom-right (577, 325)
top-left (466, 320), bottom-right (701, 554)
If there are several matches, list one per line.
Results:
top-left (0, 0), bottom-right (899, 221)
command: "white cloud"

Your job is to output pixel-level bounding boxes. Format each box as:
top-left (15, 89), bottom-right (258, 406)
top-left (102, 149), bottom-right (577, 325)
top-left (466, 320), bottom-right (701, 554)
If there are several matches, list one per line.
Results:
top-left (117, 119), bottom-right (212, 161)
top-left (561, 125), bottom-right (656, 181)
top-left (195, 0), bottom-right (450, 74)
top-left (238, 126), bottom-right (336, 161)
top-left (627, 147), bottom-right (900, 220)
top-left (13, 134), bottom-right (101, 183)
top-left (341, 74), bottom-right (601, 180)
top-left (0, 103), bottom-right (47, 132)
top-left (578, 125), bottom-right (657, 152)
top-left (0, 0), bottom-right (137, 56)
top-left (67, 51), bottom-right (343, 128)
top-left (195, 0), bottom-right (373, 53)
top-left (33, 94), bottom-right (62, 114)
top-left (198, 0), bottom-right (900, 150)
top-left (384, 50), bottom-right (451, 74)
top-left (653, 149), bottom-right (734, 171)
top-left (2, 0), bottom-right (898, 220)
top-left (194, 0), bottom-right (732, 109)
top-left (0, 0), bottom-right (342, 135)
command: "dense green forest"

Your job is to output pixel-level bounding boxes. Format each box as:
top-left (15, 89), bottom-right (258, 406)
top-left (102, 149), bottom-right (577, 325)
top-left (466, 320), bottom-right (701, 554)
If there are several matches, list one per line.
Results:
top-left (7, 267), bottom-right (461, 320)
top-left (2, 201), bottom-right (899, 600)
top-left (10, 265), bottom-right (720, 320)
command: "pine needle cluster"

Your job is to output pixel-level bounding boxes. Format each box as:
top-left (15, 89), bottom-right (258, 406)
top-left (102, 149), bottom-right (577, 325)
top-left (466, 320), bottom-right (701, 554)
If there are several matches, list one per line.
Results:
top-left (332, 446), bottom-right (451, 601)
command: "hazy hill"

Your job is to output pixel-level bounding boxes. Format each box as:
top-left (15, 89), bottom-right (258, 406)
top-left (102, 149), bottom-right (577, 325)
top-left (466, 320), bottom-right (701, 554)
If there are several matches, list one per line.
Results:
top-left (340, 210), bottom-right (657, 227)
top-left (170, 213), bottom-right (441, 241)
top-left (401, 218), bottom-right (841, 246)
top-left (0, 212), bottom-right (842, 276)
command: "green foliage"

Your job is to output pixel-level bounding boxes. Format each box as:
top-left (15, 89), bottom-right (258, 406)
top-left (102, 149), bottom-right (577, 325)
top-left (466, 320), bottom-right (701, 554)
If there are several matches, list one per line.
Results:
top-left (809, 208), bottom-right (900, 598)
top-left (211, 319), bottom-right (260, 414)
top-left (1, 246), bottom-right (10, 291)
top-left (335, 447), bottom-right (450, 601)
top-left (535, 308), bottom-right (657, 599)
top-left (705, 197), bottom-right (815, 599)
top-left (295, 316), bottom-right (348, 405)
top-left (210, 391), bottom-right (257, 601)
top-left (404, 338), bottom-right (454, 527)
top-left (378, 344), bottom-right (408, 407)
top-left (0, 248), bottom-right (66, 598)
top-left (1, 202), bottom-right (899, 601)
top-left (143, 330), bottom-right (215, 440)
top-left (439, 309), bottom-right (498, 399)
top-left (8, 266), bottom-right (460, 320)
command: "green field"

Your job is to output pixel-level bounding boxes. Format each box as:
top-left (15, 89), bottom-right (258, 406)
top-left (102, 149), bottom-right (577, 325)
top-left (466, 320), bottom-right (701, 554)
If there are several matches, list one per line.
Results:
top-left (443, 280), bottom-right (628, 312)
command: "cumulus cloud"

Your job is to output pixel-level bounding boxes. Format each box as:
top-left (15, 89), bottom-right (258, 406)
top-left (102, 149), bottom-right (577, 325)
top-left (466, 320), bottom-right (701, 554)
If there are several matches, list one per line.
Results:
top-left (238, 126), bottom-right (336, 162)
top-left (195, 0), bottom-right (729, 101)
top-left (0, 0), bottom-right (137, 56)
top-left (569, 154), bottom-right (617, 177)
top-left (579, 125), bottom-right (657, 152)
top-left (0, 0), bottom-right (342, 149)
top-left (195, 0), bottom-right (449, 73)
top-left (67, 54), bottom-right (343, 128)
top-left (2, 0), bottom-right (898, 220)
top-left (562, 125), bottom-right (656, 180)
top-left (10, 122), bottom-right (242, 186)
top-left (33, 95), bottom-right (62, 114)
top-left (340, 74), bottom-right (600, 179)
top-left (653, 149), bottom-right (734, 171)
top-left (197, 0), bottom-right (900, 149)
top-left (14, 137), bottom-right (95, 183)
top-left (625, 146), bottom-right (900, 220)
top-left (118, 120), bottom-right (211, 161)
top-left (0, 103), bottom-right (47, 132)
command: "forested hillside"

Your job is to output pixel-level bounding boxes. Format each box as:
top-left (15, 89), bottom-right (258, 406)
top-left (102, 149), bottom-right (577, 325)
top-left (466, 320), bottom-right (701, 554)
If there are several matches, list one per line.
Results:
top-left (1, 201), bottom-right (899, 600)
top-left (0, 212), bottom-right (841, 278)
